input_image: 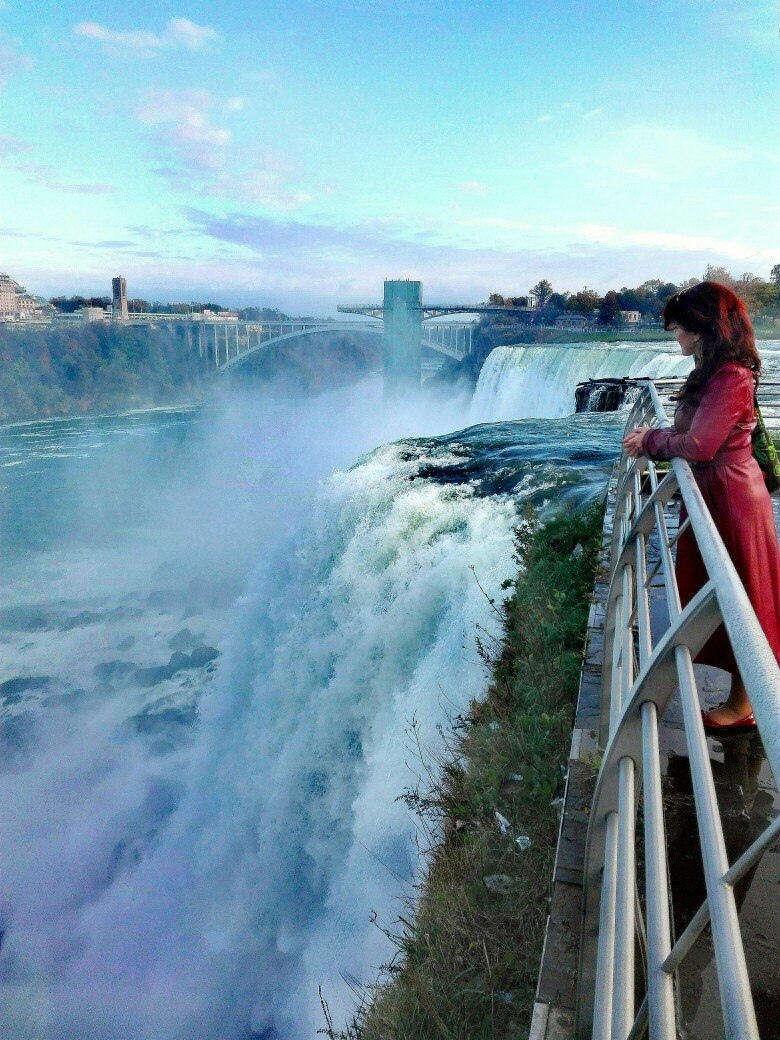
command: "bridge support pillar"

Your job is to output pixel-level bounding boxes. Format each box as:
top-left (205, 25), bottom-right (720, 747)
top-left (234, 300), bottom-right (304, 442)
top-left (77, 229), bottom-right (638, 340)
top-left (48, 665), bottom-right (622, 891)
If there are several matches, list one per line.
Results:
top-left (383, 279), bottom-right (422, 397)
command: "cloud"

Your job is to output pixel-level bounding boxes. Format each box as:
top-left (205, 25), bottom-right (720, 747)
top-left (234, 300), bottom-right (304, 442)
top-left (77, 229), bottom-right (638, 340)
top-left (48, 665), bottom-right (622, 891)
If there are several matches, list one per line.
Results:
top-left (244, 68), bottom-right (277, 85)
top-left (455, 180), bottom-right (488, 196)
top-left (571, 222), bottom-right (769, 261)
top-left (12, 161), bottom-right (115, 195)
top-left (0, 140), bottom-right (114, 194)
top-left (699, 0), bottom-right (778, 52)
top-left (163, 17), bottom-right (219, 50)
top-left (568, 123), bottom-right (738, 180)
top-left (0, 132), bottom-right (30, 157)
top-left (165, 206), bottom-right (775, 311)
top-left (232, 168), bottom-right (312, 209)
top-left (13, 210), bottom-right (775, 315)
top-left (135, 89), bottom-right (312, 211)
top-left (74, 17), bottom-right (219, 55)
top-left (136, 89), bottom-right (231, 171)
top-left (0, 35), bottom-right (33, 87)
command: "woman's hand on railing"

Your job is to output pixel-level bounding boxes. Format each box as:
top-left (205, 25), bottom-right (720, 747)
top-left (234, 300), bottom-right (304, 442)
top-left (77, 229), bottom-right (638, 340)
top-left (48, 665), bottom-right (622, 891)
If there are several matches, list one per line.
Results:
top-left (622, 427), bottom-right (651, 457)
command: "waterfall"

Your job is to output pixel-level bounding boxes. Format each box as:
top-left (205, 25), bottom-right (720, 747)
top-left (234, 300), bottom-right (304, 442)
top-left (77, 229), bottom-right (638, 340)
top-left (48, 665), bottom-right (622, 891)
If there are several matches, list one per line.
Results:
top-left (469, 343), bottom-right (693, 422)
top-left (6, 405), bottom-right (617, 1040)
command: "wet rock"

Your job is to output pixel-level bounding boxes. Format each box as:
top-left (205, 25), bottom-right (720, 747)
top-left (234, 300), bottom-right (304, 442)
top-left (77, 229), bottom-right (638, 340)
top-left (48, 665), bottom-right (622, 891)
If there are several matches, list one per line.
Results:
top-left (0, 712), bottom-right (38, 767)
top-left (168, 628), bottom-right (206, 653)
top-left (60, 609), bottom-right (104, 630)
top-left (134, 646), bottom-right (219, 687)
top-left (0, 675), bottom-right (50, 703)
top-left (108, 606), bottom-right (144, 621)
top-left (188, 646), bottom-right (219, 668)
top-left (0, 606), bottom-right (51, 631)
top-left (127, 703), bottom-right (197, 736)
top-left (93, 661), bottom-right (135, 682)
top-left (40, 688), bottom-right (87, 709)
top-left (125, 702), bottom-right (198, 754)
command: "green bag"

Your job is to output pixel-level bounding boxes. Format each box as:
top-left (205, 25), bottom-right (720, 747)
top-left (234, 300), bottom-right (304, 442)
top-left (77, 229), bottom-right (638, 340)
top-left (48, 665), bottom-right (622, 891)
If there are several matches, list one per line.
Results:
top-left (752, 393), bottom-right (780, 494)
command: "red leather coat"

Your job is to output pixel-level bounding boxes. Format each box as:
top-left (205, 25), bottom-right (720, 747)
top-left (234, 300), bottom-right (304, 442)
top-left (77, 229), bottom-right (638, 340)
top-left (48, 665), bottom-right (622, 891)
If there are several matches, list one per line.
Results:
top-left (642, 361), bottom-right (780, 673)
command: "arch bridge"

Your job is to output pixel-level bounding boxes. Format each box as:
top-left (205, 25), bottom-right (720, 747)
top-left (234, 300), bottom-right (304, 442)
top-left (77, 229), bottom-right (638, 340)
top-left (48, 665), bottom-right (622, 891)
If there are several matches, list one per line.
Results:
top-left (189, 316), bottom-right (477, 372)
top-left (129, 280), bottom-right (533, 395)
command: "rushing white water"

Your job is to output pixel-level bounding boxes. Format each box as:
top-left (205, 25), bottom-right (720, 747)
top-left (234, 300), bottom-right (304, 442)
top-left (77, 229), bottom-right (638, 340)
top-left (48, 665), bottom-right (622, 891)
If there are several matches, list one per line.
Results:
top-left (469, 342), bottom-right (694, 422)
top-left (4, 380), bottom-right (610, 1040)
top-left (13, 446), bottom-right (517, 1040)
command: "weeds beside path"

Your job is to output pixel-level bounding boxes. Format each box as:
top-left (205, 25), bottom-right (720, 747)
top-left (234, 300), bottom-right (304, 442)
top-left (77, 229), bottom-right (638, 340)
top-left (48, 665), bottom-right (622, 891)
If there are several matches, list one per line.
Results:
top-left (324, 500), bottom-right (604, 1040)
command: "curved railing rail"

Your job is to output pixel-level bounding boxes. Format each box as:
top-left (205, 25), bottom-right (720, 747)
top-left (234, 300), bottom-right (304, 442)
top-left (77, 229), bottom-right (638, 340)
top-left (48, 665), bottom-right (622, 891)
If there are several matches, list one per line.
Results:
top-left (576, 380), bottom-right (780, 1039)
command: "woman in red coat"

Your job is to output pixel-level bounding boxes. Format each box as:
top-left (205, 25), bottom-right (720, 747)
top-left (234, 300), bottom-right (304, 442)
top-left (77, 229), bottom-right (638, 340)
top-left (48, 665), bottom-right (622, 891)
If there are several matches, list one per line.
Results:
top-left (622, 281), bottom-right (780, 732)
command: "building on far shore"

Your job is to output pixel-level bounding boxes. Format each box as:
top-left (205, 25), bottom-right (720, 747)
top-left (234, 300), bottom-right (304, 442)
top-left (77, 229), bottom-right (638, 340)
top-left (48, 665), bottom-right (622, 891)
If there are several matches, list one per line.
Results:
top-left (191, 308), bottom-right (240, 322)
top-left (112, 276), bottom-right (128, 321)
top-left (556, 313), bottom-right (591, 329)
top-left (0, 273), bottom-right (45, 320)
top-left (80, 305), bottom-right (112, 323)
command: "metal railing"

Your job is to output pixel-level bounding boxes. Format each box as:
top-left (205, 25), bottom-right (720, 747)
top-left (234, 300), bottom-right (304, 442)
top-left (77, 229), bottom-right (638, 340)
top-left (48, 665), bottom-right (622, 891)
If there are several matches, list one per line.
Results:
top-left (577, 380), bottom-right (780, 1039)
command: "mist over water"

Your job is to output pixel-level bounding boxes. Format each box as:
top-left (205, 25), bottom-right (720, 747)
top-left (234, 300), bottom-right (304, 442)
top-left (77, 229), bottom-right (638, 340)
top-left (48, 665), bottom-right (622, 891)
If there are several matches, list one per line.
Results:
top-left (6, 341), bottom-right (776, 1038)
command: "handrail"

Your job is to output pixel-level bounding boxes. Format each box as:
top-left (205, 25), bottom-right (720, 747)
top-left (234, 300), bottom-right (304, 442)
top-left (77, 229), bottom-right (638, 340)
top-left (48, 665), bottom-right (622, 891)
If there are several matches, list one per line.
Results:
top-left (576, 379), bottom-right (780, 1039)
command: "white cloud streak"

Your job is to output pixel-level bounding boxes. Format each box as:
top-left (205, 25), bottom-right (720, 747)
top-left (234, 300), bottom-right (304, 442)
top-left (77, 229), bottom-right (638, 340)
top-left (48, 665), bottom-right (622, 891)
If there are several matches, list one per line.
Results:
top-left (135, 90), bottom-right (313, 211)
top-left (570, 222), bottom-right (769, 261)
top-left (455, 180), bottom-right (487, 196)
top-left (136, 89), bottom-right (231, 170)
top-left (0, 133), bottom-right (114, 194)
top-left (567, 123), bottom-right (741, 181)
top-left (74, 18), bottom-right (220, 55)
top-left (0, 35), bottom-right (33, 87)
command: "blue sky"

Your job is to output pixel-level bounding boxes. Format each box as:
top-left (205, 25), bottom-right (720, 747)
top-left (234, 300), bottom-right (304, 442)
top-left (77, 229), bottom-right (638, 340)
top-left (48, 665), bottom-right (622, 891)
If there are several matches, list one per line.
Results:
top-left (0, 0), bottom-right (777, 312)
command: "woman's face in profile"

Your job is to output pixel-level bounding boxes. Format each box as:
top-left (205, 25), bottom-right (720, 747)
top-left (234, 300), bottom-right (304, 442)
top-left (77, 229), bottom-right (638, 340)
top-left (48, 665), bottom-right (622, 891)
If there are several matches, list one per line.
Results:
top-left (668, 322), bottom-right (700, 357)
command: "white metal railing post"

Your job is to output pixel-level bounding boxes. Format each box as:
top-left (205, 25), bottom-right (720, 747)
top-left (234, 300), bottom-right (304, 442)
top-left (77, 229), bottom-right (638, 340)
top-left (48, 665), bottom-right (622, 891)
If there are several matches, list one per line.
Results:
top-left (578, 378), bottom-right (780, 1040)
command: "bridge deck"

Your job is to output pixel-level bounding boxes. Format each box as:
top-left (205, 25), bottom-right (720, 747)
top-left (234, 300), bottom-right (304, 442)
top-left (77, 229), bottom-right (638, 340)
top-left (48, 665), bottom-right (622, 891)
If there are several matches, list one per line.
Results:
top-left (530, 467), bottom-right (780, 1040)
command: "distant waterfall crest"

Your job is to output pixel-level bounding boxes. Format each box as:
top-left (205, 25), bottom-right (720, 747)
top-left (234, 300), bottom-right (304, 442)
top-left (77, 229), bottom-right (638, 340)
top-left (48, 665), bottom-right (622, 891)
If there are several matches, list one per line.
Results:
top-left (469, 344), bottom-right (693, 422)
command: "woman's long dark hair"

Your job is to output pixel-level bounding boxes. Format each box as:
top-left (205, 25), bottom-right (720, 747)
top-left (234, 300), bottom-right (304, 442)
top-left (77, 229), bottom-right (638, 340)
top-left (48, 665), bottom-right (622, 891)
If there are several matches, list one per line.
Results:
top-left (663, 281), bottom-right (760, 403)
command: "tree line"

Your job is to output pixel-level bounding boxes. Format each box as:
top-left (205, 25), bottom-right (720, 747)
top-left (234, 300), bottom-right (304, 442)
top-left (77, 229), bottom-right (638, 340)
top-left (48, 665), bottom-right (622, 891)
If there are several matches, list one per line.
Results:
top-left (0, 322), bottom-right (210, 425)
top-left (0, 320), bottom-right (380, 425)
top-left (487, 264), bottom-right (780, 327)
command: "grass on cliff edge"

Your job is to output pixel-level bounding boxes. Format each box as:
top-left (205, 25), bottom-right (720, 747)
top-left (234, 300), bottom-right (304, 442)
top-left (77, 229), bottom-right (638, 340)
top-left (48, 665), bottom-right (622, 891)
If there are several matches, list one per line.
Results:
top-left (321, 499), bottom-right (605, 1040)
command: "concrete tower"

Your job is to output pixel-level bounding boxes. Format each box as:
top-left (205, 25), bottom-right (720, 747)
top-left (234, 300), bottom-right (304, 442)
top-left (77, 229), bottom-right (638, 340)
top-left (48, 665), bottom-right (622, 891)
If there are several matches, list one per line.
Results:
top-left (112, 276), bottom-right (128, 320)
top-left (382, 279), bottom-right (422, 397)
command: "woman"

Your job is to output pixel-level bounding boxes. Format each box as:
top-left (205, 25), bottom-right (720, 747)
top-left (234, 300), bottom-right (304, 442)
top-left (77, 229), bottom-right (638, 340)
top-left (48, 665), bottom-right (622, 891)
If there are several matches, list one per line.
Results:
top-left (622, 281), bottom-right (780, 732)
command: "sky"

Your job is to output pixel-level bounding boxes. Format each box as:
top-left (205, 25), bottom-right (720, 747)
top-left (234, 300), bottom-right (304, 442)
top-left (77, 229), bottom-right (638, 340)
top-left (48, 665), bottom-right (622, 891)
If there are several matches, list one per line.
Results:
top-left (0, 0), bottom-right (778, 313)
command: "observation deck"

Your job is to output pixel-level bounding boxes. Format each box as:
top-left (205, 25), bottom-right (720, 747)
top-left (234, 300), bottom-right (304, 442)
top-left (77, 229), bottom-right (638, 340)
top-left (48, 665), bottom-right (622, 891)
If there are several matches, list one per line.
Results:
top-left (533, 380), bottom-right (780, 1040)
